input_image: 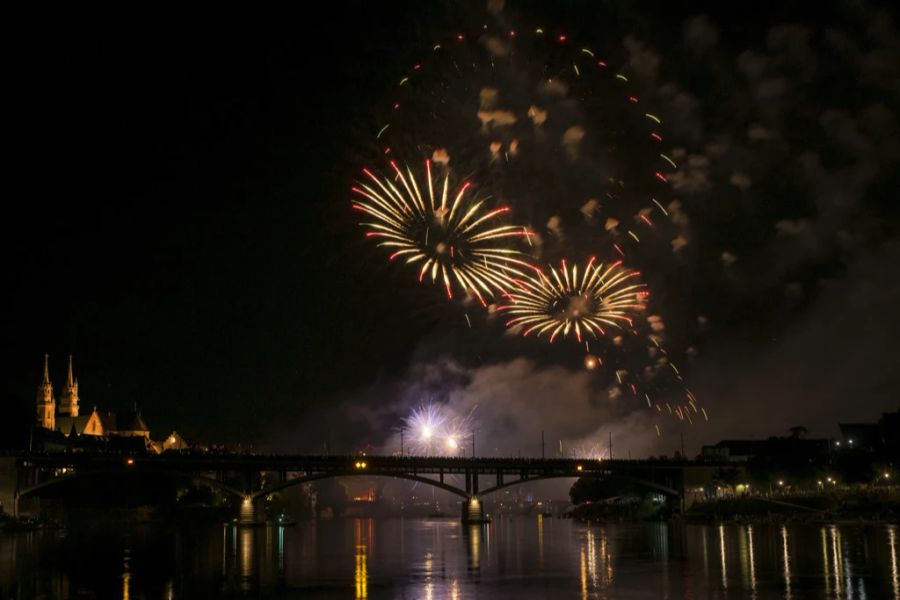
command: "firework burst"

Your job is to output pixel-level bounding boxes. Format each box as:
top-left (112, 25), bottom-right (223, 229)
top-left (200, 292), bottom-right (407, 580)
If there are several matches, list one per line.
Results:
top-left (501, 257), bottom-right (647, 343)
top-left (352, 160), bottom-right (532, 305)
top-left (402, 403), bottom-right (473, 456)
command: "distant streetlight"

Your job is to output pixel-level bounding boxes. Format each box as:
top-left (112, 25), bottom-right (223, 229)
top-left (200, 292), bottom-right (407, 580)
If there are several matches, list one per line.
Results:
top-left (848, 439), bottom-right (854, 445)
top-left (777, 480), bottom-right (784, 486)
top-left (835, 441), bottom-right (841, 447)
top-left (884, 472), bottom-right (891, 480)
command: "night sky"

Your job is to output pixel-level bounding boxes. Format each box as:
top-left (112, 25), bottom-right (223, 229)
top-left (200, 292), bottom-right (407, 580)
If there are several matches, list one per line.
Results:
top-left (4, 2), bottom-right (899, 455)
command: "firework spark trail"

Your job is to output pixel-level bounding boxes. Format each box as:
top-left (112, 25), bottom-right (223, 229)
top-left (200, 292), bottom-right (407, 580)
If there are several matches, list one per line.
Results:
top-left (500, 257), bottom-right (647, 343)
top-left (352, 160), bottom-right (534, 305)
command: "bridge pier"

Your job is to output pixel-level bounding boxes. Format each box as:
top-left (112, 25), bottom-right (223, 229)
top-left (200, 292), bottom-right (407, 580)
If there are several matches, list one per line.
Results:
top-left (238, 495), bottom-right (261, 526)
top-left (461, 496), bottom-right (485, 523)
top-left (464, 470), bottom-right (480, 496)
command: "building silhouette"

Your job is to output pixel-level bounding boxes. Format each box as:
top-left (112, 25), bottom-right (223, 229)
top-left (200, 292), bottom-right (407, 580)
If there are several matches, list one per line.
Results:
top-left (33, 354), bottom-right (189, 453)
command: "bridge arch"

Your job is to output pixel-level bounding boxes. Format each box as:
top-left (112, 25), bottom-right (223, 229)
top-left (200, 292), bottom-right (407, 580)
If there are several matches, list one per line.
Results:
top-left (478, 473), bottom-right (680, 499)
top-left (17, 469), bottom-right (246, 501)
top-left (254, 470), bottom-right (679, 501)
top-left (253, 470), bottom-right (469, 500)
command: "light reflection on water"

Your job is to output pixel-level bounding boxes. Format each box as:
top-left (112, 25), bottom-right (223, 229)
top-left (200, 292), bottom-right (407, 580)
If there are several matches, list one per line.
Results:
top-left (782, 525), bottom-right (792, 600)
top-left (1, 519), bottom-right (900, 598)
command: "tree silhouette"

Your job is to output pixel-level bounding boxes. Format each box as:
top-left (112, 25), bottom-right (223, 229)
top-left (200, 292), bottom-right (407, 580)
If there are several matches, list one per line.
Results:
top-left (788, 426), bottom-right (808, 439)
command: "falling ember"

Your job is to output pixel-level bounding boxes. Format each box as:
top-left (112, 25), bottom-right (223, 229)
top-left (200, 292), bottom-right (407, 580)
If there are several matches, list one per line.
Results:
top-left (353, 160), bottom-right (533, 303)
top-left (652, 198), bottom-right (668, 216)
top-left (498, 257), bottom-right (647, 343)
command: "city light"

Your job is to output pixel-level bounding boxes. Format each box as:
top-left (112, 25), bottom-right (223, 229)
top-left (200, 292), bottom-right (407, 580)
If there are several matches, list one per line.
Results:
top-left (885, 472), bottom-right (892, 479)
top-left (126, 457), bottom-right (135, 466)
top-left (354, 461), bottom-right (368, 469)
top-left (576, 465), bottom-right (583, 472)
top-left (777, 480), bottom-right (784, 486)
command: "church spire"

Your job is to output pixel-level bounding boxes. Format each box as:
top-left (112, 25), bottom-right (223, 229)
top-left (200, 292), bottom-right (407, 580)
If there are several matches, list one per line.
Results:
top-left (60, 354), bottom-right (80, 417)
top-left (36, 354), bottom-right (55, 430)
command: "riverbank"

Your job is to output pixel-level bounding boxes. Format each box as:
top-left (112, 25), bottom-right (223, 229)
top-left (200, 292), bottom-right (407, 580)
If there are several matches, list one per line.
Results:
top-left (685, 492), bottom-right (900, 524)
top-left (566, 491), bottom-right (900, 524)
top-left (0, 513), bottom-right (62, 532)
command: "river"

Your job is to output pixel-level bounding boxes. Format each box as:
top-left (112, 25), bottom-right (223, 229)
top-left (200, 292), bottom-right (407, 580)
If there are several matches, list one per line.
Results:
top-left (1, 517), bottom-right (899, 598)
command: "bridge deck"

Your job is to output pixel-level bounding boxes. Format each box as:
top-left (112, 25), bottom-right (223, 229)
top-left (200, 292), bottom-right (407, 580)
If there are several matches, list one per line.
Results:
top-left (11, 453), bottom-right (710, 475)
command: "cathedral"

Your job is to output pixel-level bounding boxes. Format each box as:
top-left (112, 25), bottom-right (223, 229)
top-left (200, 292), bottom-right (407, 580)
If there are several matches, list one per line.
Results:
top-left (35, 354), bottom-right (189, 453)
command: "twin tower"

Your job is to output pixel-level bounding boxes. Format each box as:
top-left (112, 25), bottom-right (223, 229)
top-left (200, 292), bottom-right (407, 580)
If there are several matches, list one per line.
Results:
top-left (36, 353), bottom-right (79, 431)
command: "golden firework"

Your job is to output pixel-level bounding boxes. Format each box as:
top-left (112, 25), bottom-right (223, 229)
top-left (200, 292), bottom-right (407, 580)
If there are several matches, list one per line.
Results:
top-left (502, 257), bottom-right (647, 342)
top-left (352, 160), bottom-right (532, 304)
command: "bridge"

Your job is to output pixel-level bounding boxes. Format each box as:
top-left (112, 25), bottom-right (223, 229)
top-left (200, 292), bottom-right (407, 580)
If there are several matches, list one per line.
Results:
top-left (5, 453), bottom-right (726, 523)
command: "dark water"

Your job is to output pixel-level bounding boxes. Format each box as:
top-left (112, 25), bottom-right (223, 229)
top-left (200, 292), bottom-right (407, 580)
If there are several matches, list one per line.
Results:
top-left (2, 517), bottom-right (899, 599)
